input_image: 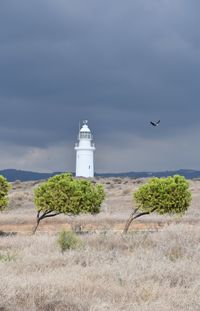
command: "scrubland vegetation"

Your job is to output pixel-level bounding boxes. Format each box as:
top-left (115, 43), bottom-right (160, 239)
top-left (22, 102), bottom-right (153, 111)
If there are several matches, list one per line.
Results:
top-left (124, 175), bottom-right (191, 233)
top-left (0, 175), bottom-right (10, 211)
top-left (33, 173), bottom-right (105, 233)
top-left (0, 176), bottom-right (200, 310)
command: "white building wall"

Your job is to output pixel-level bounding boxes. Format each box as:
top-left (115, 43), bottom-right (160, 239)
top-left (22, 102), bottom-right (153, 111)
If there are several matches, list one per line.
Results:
top-left (76, 149), bottom-right (94, 177)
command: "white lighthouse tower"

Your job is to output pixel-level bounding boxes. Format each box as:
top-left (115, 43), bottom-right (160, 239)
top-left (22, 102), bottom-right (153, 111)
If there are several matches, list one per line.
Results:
top-left (75, 120), bottom-right (95, 178)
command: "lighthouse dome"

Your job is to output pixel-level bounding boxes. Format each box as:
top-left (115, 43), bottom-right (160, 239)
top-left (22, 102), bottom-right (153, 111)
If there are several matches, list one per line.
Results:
top-left (80, 124), bottom-right (91, 132)
top-left (79, 121), bottom-right (92, 140)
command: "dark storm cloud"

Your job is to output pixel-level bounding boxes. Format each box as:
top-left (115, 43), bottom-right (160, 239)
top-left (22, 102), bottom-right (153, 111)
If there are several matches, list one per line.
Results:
top-left (0, 0), bottom-right (200, 171)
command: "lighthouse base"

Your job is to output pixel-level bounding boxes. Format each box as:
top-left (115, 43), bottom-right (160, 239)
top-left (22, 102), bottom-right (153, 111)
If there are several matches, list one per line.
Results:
top-left (75, 150), bottom-right (94, 178)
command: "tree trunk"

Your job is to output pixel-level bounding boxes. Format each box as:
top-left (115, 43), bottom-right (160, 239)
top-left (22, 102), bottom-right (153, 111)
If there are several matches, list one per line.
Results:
top-left (32, 219), bottom-right (40, 234)
top-left (123, 214), bottom-right (134, 234)
top-left (32, 212), bottom-right (41, 234)
top-left (123, 207), bottom-right (158, 234)
top-left (32, 211), bottom-right (61, 234)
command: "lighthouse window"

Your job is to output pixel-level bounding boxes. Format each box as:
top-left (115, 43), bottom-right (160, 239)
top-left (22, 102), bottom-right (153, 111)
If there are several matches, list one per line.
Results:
top-left (80, 132), bottom-right (91, 139)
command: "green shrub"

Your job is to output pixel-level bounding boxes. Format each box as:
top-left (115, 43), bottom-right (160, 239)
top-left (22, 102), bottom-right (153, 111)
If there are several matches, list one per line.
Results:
top-left (57, 230), bottom-right (83, 252)
top-left (124, 175), bottom-right (191, 233)
top-left (0, 175), bottom-right (11, 211)
top-left (0, 252), bottom-right (16, 262)
top-left (33, 173), bottom-right (105, 233)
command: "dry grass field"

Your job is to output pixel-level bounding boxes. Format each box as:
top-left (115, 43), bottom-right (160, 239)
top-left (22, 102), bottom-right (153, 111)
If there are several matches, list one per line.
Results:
top-left (0, 177), bottom-right (200, 310)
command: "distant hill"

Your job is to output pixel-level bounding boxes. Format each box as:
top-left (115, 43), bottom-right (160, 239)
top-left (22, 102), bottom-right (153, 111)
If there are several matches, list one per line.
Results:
top-left (1, 169), bottom-right (200, 182)
top-left (0, 169), bottom-right (61, 182)
top-left (96, 169), bottom-right (200, 179)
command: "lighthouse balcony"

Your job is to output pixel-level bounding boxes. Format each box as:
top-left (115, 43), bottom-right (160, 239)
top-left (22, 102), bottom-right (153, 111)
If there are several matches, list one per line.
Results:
top-left (75, 142), bottom-right (95, 149)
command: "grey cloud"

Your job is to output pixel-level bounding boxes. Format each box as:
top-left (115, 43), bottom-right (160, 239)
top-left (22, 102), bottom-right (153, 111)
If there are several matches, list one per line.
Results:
top-left (0, 0), bottom-right (200, 171)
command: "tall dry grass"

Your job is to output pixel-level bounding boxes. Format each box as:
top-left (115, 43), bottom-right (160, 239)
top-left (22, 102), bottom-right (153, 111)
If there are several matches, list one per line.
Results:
top-left (0, 178), bottom-right (200, 309)
top-left (0, 224), bottom-right (200, 310)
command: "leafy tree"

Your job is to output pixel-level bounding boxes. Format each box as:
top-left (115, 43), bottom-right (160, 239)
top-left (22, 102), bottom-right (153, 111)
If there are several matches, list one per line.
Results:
top-left (33, 173), bottom-right (105, 233)
top-left (123, 175), bottom-right (192, 233)
top-left (0, 175), bottom-right (10, 211)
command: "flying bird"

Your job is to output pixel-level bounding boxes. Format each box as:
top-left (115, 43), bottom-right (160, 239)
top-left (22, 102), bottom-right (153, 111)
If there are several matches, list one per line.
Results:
top-left (150, 120), bottom-right (160, 127)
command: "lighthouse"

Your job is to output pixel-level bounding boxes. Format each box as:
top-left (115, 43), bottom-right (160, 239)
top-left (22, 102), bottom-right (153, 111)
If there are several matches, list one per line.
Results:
top-left (75, 120), bottom-right (95, 178)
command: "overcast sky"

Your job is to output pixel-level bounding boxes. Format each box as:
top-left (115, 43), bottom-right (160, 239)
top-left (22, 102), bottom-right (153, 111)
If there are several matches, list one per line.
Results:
top-left (0, 0), bottom-right (200, 173)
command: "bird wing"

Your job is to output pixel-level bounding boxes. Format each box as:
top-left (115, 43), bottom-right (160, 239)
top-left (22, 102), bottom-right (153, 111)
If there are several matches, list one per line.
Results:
top-left (150, 122), bottom-right (156, 126)
top-left (156, 120), bottom-right (160, 125)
